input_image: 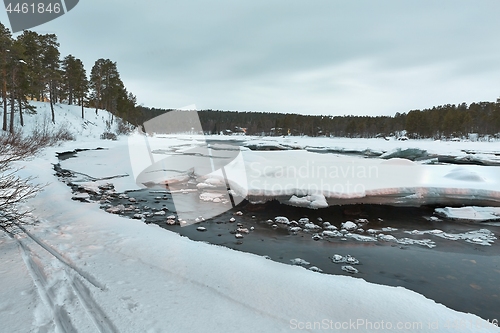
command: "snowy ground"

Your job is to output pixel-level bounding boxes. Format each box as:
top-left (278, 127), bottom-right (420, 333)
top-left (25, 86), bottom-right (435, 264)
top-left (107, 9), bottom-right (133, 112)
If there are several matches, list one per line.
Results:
top-left (1, 103), bottom-right (500, 332)
top-left (1, 144), bottom-right (498, 333)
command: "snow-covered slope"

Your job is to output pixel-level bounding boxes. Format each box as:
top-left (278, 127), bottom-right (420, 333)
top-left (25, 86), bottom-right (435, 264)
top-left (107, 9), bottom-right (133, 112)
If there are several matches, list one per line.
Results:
top-left (13, 101), bottom-right (122, 140)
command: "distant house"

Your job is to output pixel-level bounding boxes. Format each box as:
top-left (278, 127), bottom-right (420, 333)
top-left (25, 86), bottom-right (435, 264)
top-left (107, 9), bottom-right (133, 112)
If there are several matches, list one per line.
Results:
top-left (233, 126), bottom-right (247, 135)
top-left (26, 96), bottom-right (50, 102)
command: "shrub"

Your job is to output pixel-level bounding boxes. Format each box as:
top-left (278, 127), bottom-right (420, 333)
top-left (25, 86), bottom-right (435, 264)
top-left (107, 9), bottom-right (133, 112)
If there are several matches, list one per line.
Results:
top-left (116, 119), bottom-right (134, 135)
top-left (100, 132), bottom-right (117, 140)
top-left (0, 130), bottom-right (47, 226)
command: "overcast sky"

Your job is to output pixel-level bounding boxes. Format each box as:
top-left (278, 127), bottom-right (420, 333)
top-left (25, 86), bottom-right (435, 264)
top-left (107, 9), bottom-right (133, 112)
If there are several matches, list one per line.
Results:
top-left (2, 0), bottom-right (500, 116)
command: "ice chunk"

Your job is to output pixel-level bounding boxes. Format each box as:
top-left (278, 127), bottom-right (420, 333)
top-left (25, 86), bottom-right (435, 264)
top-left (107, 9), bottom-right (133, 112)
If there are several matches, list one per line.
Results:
top-left (274, 216), bottom-right (290, 224)
top-left (304, 223), bottom-right (322, 230)
top-left (378, 234), bottom-right (397, 242)
top-left (435, 206), bottom-right (500, 222)
top-left (72, 192), bottom-right (90, 201)
top-left (290, 258), bottom-right (310, 266)
top-left (444, 168), bottom-right (485, 182)
top-left (331, 254), bottom-right (344, 263)
top-left (380, 148), bottom-right (428, 160)
top-left (288, 194), bottom-right (328, 209)
top-left (341, 265), bottom-right (359, 274)
top-left (341, 221), bottom-right (357, 231)
top-left (308, 266), bottom-right (323, 273)
top-left (322, 230), bottom-right (341, 238)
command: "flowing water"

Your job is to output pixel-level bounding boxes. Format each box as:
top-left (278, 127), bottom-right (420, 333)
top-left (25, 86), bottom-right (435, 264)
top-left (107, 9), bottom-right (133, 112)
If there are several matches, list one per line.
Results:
top-left (57, 145), bottom-right (500, 321)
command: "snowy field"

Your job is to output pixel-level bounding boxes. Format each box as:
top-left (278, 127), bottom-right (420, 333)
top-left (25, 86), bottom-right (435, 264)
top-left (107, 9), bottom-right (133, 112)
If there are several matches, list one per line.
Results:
top-left (1, 103), bottom-right (500, 332)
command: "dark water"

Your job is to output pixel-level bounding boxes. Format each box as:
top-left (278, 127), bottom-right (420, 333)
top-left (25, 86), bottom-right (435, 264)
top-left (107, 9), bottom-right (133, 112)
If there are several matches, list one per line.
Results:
top-left (101, 188), bottom-right (500, 321)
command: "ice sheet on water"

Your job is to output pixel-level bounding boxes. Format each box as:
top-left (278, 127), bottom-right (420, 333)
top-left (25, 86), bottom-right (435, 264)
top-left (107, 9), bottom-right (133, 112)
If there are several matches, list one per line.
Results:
top-left (288, 194), bottom-right (328, 209)
top-left (444, 168), bottom-right (485, 182)
top-left (380, 148), bottom-right (428, 160)
top-left (435, 206), bottom-right (500, 221)
top-left (404, 228), bottom-right (496, 246)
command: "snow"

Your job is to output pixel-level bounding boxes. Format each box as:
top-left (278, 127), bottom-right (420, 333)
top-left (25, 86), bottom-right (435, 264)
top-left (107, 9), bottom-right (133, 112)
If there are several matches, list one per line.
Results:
top-left (274, 216), bottom-right (290, 224)
top-left (237, 150), bottom-right (500, 208)
top-left (16, 101), bottom-right (124, 141)
top-left (341, 221), bottom-right (358, 231)
top-left (10, 156), bottom-right (496, 333)
top-left (3, 148), bottom-right (497, 333)
top-left (444, 168), bottom-right (486, 182)
top-left (435, 206), bottom-right (500, 221)
top-left (1, 102), bottom-right (500, 332)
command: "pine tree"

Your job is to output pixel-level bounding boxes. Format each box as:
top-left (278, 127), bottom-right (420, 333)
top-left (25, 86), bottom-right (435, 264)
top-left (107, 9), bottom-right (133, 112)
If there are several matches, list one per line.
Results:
top-left (40, 34), bottom-right (60, 123)
top-left (74, 59), bottom-right (88, 119)
top-left (6, 40), bottom-right (26, 132)
top-left (0, 23), bottom-right (12, 132)
top-left (90, 58), bottom-right (126, 118)
top-left (17, 30), bottom-right (44, 101)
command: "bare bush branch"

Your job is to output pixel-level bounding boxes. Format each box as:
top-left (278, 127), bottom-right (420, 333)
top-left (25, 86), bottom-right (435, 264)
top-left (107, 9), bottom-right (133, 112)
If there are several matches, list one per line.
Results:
top-left (0, 127), bottom-right (68, 226)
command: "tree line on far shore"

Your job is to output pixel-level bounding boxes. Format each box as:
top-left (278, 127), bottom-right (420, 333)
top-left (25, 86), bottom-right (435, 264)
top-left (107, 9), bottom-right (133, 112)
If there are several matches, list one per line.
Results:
top-left (137, 100), bottom-right (500, 139)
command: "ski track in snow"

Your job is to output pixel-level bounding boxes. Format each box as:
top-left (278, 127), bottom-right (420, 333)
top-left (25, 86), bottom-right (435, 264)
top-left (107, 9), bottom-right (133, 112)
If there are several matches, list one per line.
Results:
top-left (17, 240), bottom-right (79, 333)
top-left (69, 271), bottom-right (119, 333)
top-left (3, 223), bottom-right (116, 333)
top-left (3, 102), bottom-right (500, 332)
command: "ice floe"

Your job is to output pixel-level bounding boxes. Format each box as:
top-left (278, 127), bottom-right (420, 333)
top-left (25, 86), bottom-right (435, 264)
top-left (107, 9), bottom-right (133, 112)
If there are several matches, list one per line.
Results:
top-left (288, 194), bottom-right (328, 209)
top-left (290, 258), bottom-right (310, 266)
top-left (274, 216), bottom-right (290, 224)
top-left (341, 221), bottom-right (357, 231)
top-left (435, 206), bottom-right (500, 221)
top-left (331, 254), bottom-right (360, 265)
top-left (405, 228), bottom-right (496, 246)
top-left (341, 266), bottom-right (359, 274)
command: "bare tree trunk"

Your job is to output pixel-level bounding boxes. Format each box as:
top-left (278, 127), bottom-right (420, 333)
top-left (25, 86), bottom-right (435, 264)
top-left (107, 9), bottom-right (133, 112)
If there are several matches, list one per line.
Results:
top-left (18, 95), bottom-right (23, 127)
top-left (2, 65), bottom-right (7, 131)
top-left (81, 98), bottom-right (84, 119)
top-left (49, 81), bottom-right (55, 124)
top-left (9, 69), bottom-right (15, 133)
top-left (95, 74), bottom-right (101, 115)
top-left (9, 93), bottom-right (14, 133)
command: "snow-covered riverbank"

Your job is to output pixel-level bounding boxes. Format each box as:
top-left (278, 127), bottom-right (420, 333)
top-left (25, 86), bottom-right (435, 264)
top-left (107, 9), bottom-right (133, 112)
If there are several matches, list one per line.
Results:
top-left (1, 102), bottom-right (500, 331)
top-left (1, 135), bottom-right (499, 332)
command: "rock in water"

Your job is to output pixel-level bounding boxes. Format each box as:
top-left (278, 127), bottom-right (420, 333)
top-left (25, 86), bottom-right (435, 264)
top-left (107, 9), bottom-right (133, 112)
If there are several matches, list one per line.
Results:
top-left (331, 254), bottom-right (344, 263)
top-left (308, 266), bottom-right (323, 272)
top-left (341, 265), bottom-right (359, 274)
top-left (290, 258), bottom-right (310, 266)
top-left (341, 221), bottom-right (357, 231)
top-left (275, 216), bottom-right (290, 224)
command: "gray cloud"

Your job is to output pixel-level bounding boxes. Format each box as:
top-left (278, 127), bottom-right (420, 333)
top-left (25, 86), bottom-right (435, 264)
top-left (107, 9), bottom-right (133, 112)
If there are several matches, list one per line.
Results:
top-left (1, 0), bottom-right (499, 115)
